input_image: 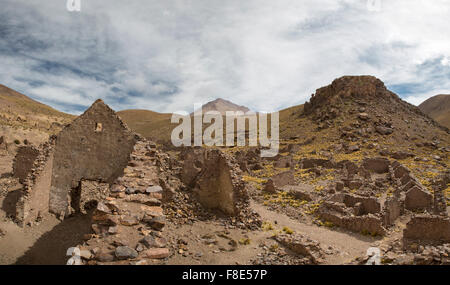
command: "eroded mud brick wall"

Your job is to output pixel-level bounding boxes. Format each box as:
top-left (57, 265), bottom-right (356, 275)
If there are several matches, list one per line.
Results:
top-left (49, 100), bottom-right (138, 216)
top-left (16, 140), bottom-right (55, 226)
top-left (12, 146), bottom-right (40, 183)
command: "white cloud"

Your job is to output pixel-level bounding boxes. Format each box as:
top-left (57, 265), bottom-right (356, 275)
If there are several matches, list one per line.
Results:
top-left (0, 0), bottom-right (449, 114)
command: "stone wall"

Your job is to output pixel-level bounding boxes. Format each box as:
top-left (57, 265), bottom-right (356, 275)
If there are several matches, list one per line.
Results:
top-left (49, 100), bottom-right (138, 216)
top-left (16, 139), bottom-right (55, 226)
top-left (12, 145), bottom-right (40, 183)
top-left (382, 197), bottom-right (402, 226)
top-left (180, 148), bottom-right (261, 228)
top-left (78, 180), bottom-right (110, 214)
top-left (194, 149), bottom-right (243, 216)
top-left (0, 135), bottom-right (7, 151)
top-left (403, 215), bottom-right (450, 247)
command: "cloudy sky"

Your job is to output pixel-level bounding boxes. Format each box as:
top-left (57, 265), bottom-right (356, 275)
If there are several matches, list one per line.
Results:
top-left (1, 0), bottom-right (450, 114)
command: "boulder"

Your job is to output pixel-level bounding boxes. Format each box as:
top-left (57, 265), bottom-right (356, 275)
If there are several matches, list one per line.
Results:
top-left (143, 248), bottom-right (170, 259)
top-left (273, 155), bottom-right (293, 168)
top-left (115, 246), bottom-right (138, 260)
top-left (375, 126), bottom-right (394, 135)
top-left (274, 233), bottom-right (324, 264)
top-left (300, 158), bottom-right (334, 169)
top-left (282, 184), bottom-right (314, 201)
top-left (270, 171), bottom-right (295, 188)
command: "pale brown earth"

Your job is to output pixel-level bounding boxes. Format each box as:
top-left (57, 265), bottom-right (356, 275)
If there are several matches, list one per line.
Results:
top-left (163, 199), bottom-right (377, 265)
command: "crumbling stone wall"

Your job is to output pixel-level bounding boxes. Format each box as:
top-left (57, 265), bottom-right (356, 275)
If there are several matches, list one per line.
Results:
top-left (180, 147), bottom-right (205, 187)
top-left (180, 148), bottom-right (261, 228)
top-left (403, 215), bottom-right (450, 247)
top-left (49, 100), bottom-right (138, 216)
top-left (404, 186), bottom-right (433, 211)
top-left (319, 193), bottom-right (385, 235)
top-left (329, 193), bottom-right (381, 215)
top-left (70, 180), bottom-right (110, 214)
top-left (382, 197), bottom-right (402, 226)
top-left (194, 149), bottom-right (243, 216)
top-left (12, 145), bottom-right (40, 183)
top-left (16, 139), bottom-right (55, 226)
top-left (0, 135), bottom-right (7, 151)
top-left (432, 172), bottom-right (449, 216)
top-left (362, 157), bottom-right (390, 174)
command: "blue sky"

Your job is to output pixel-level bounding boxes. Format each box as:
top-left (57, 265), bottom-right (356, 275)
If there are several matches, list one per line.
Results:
top-left (1, 0), bottom-right (450, 114)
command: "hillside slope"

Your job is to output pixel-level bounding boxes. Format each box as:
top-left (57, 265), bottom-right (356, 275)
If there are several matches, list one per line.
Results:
top-left (0, 84), bottom-right (75, 147)
top-left (117, 109), bottom-right (174, 143)
top-left (419, 94), bottom-right (450, 128)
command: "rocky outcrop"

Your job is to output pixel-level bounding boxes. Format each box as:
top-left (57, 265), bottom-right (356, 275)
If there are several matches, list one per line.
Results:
top-left (273, 233), bottom-right (324, 264)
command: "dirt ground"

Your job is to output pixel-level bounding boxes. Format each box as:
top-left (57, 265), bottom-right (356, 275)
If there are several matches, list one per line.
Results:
top-left (165, 200), bottom-right (379, 265)
top-left (0, 152), bottom-right (92, 265)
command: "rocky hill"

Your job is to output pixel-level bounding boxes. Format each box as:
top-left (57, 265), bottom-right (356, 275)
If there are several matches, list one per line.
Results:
top-left (419, 94), bottom-right (450, 129)
top-left (0, 84), bottom-right (74, 148)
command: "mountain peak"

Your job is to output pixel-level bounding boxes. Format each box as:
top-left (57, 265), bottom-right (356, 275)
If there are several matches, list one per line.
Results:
top-left (196, 98), bottom-right (250, 115)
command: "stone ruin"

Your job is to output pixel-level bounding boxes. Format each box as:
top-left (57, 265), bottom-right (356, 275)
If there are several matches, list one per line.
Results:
top-left (12, 145), bottom-right (40, 183)
top-left (403, 215), bottom-right (450, 249)
top-left (317, 157), bottom-right (446, 236)
top-left (257, 153), bottom-right (448, 238)
top-left (0, 135), bottom-right (7, 151)
top-left (12, 99), bottom-right (139, 226)
top-left (15, 137), bottom-right (55, 226)
top-left (180, 147), bottom-right (261, 228)
top-left (49, 99), bottom-right (139, 217)
top-left (401, 172), bottom-right (450, 249)
top-left (70, 140), bottom-right (171, 264)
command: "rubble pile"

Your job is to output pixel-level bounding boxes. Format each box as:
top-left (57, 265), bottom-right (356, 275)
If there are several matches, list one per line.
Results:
top-left (72, 140), bottom-right (170, 265)
top-left (167, 148), bottom-right (261, 230)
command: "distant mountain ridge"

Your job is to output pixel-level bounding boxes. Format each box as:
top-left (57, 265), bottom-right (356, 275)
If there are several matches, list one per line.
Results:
top-left (1, 78), bottom-right (449, 148)
top-left (419, 94), bottom-right (450, 128)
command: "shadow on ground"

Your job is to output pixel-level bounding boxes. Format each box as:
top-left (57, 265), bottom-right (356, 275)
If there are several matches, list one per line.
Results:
top-left (0, 173), bottom-right (12, 179)
top-left (1, 189), bottom-right (21, 217)
top-left (15, 213), bottom-right (93, 265)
